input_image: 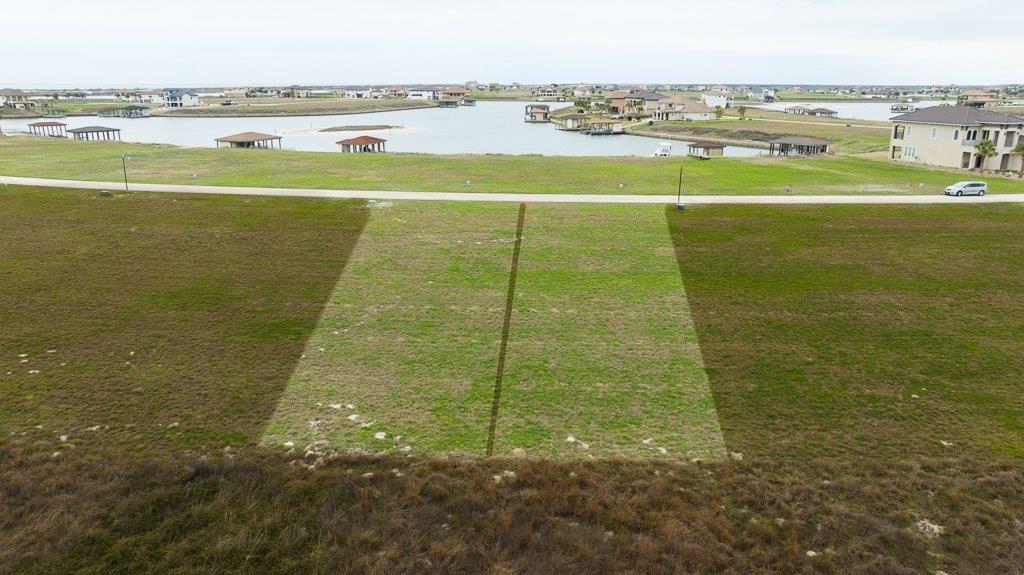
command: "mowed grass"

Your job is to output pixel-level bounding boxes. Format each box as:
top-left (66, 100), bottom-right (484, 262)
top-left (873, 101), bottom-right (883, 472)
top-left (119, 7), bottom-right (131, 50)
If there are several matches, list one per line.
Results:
top-left (263, 203), bottom-right (725, 460)
top-left (5, 136), bottom-right (1024, 195)
top-left (0, 186), bottom-right (367, 453)
top-left (667, 203), bottom-right (1024, 460)
top-left (263, 203), bottom-right (517, 455)
top-left (494, 204), bottom-right (724, 459)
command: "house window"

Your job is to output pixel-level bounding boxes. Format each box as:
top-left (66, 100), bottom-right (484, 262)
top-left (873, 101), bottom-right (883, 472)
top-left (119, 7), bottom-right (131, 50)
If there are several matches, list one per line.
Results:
top-left (982, 130), bottom-right (990, 140)
top-left (893, 125), bottom-right (905, 140)
top-left (931, 127), bottom-right (938, 139)
top-left (953, 129), bottom-right (959, 141)
top-left (906, 125), bottom-right (912, 137)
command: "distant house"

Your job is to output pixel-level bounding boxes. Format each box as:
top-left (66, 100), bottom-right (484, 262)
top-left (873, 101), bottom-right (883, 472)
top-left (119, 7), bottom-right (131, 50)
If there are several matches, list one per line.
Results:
top-left (559, 113), bottom-right (588, 131)
top-left (224, 87), bottom-right (250, 99)
top-left (625, 89), bottom-right (666, 115)
top-left (536, 85), bottom-right (559, 99)
top-left (572, 84), bottom-right (592, 98)
top-left (443, 86), bottom-right (470, 99)
top-left (524, 104), bottom-right (551, 123)
top-left (957, 89), bottom-right (1001, 108)
top-left (342, 86), bottom-right (375, 99)
top-left (606, 90), bottom-right (630, 115)
top-left (164, 89), bottom-right (199, 108)
top-left (139, 89), bottom-right (165, 105)
top-left (407, 86), bottom-right (442, 100)
top-left (890, 105), bottom-right (1024, 171)
top-left (0, 89), bottom-right (36, 109)
top-left (384, 85), bottom-right (407, 98)
top-left (653, 99), bottom-right (715, 122)
top-left (805, 107), bottom-right (838, 118)
top-left (701, 91), bottom-right (733, 109)
top-left (785, 106), bottom-right (809, 115)
top-left (281, 86), bottom-right (310, 98)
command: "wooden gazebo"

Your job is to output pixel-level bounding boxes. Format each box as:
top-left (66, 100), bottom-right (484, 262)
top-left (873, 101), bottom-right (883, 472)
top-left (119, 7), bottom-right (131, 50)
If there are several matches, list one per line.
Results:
top-left (67, 126), bottom-right (121, 141)
top-left (27, 121), bottom-right (67, 137)
top-left (768, 136), bottom-right (830, 156)
top-left (214, 132), bottom-right (282, 149)
top-left (337, 135), bottom-right (387, 153)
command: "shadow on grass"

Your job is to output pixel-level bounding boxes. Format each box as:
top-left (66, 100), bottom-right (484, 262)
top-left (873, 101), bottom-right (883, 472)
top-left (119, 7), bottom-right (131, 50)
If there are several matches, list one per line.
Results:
top-left (0, 186), bottom-right (368, 454)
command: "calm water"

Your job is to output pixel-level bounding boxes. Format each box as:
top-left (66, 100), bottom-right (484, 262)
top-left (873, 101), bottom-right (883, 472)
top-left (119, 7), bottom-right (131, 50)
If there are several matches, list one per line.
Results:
top-left (3, 101), bottom-right (762, 157)
top-left (751, 100), bottom-right (946, 121)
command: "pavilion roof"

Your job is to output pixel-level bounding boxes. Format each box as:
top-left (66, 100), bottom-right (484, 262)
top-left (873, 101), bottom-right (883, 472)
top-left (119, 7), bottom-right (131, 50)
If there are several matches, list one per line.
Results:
top-left (215, 132), bottom-right (281, 143)
top-left (338, 135), bottom-right (386, 145)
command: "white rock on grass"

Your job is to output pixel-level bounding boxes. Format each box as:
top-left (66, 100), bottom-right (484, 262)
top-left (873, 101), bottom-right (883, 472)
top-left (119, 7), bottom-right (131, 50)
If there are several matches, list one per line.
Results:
top-left (283, 441), bottom-right (295, 449)
top-left (400, 445), bottom-right (412, 453)
top-left (642, 438), bottom-right (653, 445)
top-left (373, 431), bottom-right (387, 440)
top-left (805, 550), bottom-right (819, 557)
top-left (329, 404), bottom-right (342, 410)
top-left (730, 452), bottom-right (744, 461)
top-left (59, 435), bottom-right (68, 442)
top-left (347, 414), bottom-right (360, 421)
top-left (565, 435), bottom-right (576, 443)
top-left (657, 447), bottom-right (668, 455)
top-left (492, 470), bottom-right (516, 484)
top-left (940, 440), bottom-right (954, 448)
top-left (916, 519), bottom-right (944, 539)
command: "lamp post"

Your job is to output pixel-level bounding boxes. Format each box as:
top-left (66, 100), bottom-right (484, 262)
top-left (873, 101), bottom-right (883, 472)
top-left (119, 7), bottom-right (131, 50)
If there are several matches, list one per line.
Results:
top-left (121, 154), bottom-right (131, 193)
top-left (675, 165), bottom-right (685, 211)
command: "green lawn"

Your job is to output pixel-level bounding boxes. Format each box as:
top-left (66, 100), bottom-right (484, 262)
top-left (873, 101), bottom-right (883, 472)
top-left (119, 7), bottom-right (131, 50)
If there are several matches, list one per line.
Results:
top-left (0, 100), bottom-right (159, 118)
top-left (3, 187), bottom-right (1024, 572)
top-left (4, 136), bottom-right (1024, 195)
top-left (668, 203), bottom-right (1024, 460)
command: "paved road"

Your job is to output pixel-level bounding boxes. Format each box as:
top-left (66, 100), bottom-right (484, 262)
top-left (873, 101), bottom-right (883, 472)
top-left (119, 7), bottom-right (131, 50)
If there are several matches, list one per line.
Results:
top-left (3, 175), bottom-right (1023, 205)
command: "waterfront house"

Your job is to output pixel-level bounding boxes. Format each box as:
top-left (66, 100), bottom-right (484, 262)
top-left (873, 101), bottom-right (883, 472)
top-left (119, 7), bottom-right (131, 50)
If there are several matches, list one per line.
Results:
top-left (653, 99), bottom-right (715, 122)
top-left (138, 89), bottom-right (165, 104)
top-left (224, 87), bottom-right (250, 99)
top-left (805, 107), bottom-right (838, 118)
top-left (115, 105), bottom-right (150, 118)
top-left (215, 132), bottom-right (282, 149)
top-left (525, 104), bottom-right (551, 123)
top-left (536, 85), bottom-right (559, 99)
top-left (607, 90), bottom-right (630, 115)
top-left (443, 86), bottom-right (470, 99)
top-left (625, 90), bottom-right (667, 116)
top-left (957, 89), bottom-right (1000, 108)
top-left (0, 89), bottom-right (36, 109)
top-left (785, 105), bottom-right (809, 115)
top-left (701, 91), bottom-right (733, 109)
top-left (342, 86), bottom-right (375, 99)
top-left (407, 86), bottom-right (442, 100)
top-left (338, 135), bottom-right (387, 153)
top-left (281, 85), bottom-right (310, 98)
top-left (164, 89), bottom-right (199, 108)
top-left (572, 84), bottom-right (592, 98)
top-left (583, 119), bottom-right (624, 135)
top-left (889, 106), bottom-right (1024, 171)
top-left (384, 85), bottom-right (407, 98)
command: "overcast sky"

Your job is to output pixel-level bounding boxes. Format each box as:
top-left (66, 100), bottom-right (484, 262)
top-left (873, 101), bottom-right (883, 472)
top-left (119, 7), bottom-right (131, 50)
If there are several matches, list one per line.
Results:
top-left (6, 0), bottom-right (1022, 88)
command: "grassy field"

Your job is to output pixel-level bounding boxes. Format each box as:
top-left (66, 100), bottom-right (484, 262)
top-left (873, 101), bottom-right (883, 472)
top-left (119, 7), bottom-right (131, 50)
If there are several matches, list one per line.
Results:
top-left (2, 186), bottom-right (1024, 572)
top-left (468, 89), bottom-right (538, 101)
top-left (161, 97), bottom-right (436, 117)
top-left (264, 204), bottom-right (725, 460)
top-left (5, 136), bottom-right (1024, 196)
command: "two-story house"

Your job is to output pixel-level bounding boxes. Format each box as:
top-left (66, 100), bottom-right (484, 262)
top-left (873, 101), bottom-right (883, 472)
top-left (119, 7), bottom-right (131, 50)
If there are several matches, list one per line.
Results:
top-left (164, 89), bottom-right (199, 108)
top-left (889, 106), bottom-right (1024, 172)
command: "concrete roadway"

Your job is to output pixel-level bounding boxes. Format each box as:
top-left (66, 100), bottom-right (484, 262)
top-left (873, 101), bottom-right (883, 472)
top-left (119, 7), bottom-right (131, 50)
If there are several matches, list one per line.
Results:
top-left (2, 175), bottom-right (1023, 204)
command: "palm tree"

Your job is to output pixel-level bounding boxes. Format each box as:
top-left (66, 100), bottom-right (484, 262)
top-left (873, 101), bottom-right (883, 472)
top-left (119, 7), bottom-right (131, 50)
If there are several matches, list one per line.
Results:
top-left (714, 106), bottom-right (724, 120)
top-left (1013, 141), bottom-right (1024, 178)
top-left (974, 139), bottom-right (997, 171)
top-left (737, 105), bottom-right (748, 120)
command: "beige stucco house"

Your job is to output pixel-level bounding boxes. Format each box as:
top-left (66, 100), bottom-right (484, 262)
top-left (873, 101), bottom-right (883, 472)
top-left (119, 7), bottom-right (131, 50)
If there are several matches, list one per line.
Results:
top-left (653, 99), bottom-right (715, 121)
top-left (889, 106), bottom-right (1024, 172)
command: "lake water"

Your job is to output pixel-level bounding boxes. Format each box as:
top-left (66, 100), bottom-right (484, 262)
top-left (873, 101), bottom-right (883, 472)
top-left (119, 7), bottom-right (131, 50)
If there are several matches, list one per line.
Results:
top-left (2, 101), bottom-right (763, 157)
top-left (751, 100), bottom-right (946, 121)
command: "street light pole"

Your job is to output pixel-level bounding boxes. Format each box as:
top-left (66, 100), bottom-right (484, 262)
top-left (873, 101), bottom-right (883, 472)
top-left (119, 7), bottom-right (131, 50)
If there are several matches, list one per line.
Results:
top-left (121, 154), bottom-right (131, 193)
top-left (675, 165), bottom-right (685, 211)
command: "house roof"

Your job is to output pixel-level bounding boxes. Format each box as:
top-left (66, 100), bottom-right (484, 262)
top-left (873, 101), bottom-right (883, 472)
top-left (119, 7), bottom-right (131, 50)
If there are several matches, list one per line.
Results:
top-left (528, 104), bottom-right (551, 110)
top-left (562, 113), bottom-right (588, 120)
top-left (687, 141), bottom-right (726, 149)
top-left (891, 105), bottom-right (1024, 126)
top-left (443, 87), bottom-right (469, 94)
top-left (627, 89), bottom-right (665, 101)
top-left (215, 132), bottom-right (281, 143)
top-left (771, 136), bottom-right (830, 146)
top-left (662, 99), bottom-right (713, 113)
top-left (338, 136), bottom-right (386, 145)
top-left (67, 126), bottom-right (120, 133)
top-left (608, 90), bottom-right (629, 99)
top-left (807, 108), bottom-right (837, 114)
top-left (166, 89), bottom-right (198, 98)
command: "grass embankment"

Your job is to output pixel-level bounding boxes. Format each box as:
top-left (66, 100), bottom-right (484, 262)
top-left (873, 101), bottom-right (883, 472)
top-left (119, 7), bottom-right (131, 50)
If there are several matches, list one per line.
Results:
top-left (5, 136), bottom-right (1024, 195)
top-left (0, 100), bottom-right (159, 118)
top-left (468, 89), bottom-right (537, 101)
top-left (2, 188), bottom-right (1024, 572)
top-left (630, 110), bottom-right (891, 154)
top-left (162, 97), bottom-right (436, 117)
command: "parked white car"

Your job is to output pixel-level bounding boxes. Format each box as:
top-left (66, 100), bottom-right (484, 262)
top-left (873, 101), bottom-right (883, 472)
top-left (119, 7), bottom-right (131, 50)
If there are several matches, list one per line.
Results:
top-left (944, 181), bottom-right (987, 196)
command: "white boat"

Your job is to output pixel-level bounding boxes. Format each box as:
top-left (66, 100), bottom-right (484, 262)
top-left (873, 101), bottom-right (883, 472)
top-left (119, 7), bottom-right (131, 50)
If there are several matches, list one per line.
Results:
top-left (890, 104), bottom-right (916, 113)
top-left (653, 142), bottom-right (672, 157)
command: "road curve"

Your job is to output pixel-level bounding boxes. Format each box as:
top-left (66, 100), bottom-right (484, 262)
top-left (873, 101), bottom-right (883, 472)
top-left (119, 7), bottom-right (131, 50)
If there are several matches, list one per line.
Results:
top-left (2, 175), bottom-right (1023, 205)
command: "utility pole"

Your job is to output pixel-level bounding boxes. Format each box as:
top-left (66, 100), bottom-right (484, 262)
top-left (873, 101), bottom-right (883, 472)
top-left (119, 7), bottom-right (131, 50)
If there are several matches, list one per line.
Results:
top-left (121, 154), bottom-right (131, 193)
